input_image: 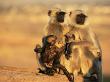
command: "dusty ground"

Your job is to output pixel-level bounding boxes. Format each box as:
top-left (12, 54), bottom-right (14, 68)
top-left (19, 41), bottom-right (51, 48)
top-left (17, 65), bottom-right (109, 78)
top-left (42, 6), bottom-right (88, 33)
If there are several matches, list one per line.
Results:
top-left (0, 66), bottom-right (70, 82)
top-left (0, 66), bottom-right (99, 82)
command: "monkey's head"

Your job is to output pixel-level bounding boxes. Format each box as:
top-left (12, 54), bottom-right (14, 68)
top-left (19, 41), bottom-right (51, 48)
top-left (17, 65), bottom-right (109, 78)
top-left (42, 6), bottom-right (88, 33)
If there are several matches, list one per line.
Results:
top-left (48, 8), bottom-right (66, 24)
top-left (43, 35), bottom-right (57, 46)
top-left (69, 10), bottom-right (88, 26)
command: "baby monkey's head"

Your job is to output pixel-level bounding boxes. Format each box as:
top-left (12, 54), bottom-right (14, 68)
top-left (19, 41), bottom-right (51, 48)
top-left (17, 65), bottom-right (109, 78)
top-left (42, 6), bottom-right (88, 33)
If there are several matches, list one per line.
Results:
top-left (45, 35), bottom-right (57, 46)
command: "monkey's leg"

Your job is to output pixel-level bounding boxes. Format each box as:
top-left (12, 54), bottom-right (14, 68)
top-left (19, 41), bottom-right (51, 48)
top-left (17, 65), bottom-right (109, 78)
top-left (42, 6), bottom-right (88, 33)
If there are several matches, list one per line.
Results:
top-left (54, 64), bottom-right (74, 82)
top-left (94, 60), bottom-right (103, 82)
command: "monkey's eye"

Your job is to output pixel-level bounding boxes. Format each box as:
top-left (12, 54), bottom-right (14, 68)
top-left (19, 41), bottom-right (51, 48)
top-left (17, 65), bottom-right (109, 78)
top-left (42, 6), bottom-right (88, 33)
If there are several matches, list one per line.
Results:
top-left (76, 13), bottom-right (87, 19)
top-left (57, 11), bottom-right (66, 15)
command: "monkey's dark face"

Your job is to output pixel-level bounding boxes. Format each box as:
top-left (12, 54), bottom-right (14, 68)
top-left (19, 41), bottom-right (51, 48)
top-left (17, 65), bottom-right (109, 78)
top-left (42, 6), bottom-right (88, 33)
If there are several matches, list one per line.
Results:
top-left (75, 13), bottom-right (87, 25)
top-left (56, 11), bottom-right (66, 23)
top-left (48, 10), bottom-right (66, 23)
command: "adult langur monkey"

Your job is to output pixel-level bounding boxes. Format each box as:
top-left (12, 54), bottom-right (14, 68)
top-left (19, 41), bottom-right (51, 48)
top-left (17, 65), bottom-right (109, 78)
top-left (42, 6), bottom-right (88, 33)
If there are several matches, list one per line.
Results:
top-left (44, 8), bottom-right (71, 73)
top-left (65, 10), bottom-right (102, 82)
top-left (34, 7), bottom-right (72, 75)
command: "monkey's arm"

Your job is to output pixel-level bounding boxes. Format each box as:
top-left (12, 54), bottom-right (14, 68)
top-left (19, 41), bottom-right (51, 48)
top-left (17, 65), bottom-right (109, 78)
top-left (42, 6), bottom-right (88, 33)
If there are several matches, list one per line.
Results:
top-left (88, 29), bottom-right (102, 54)
top-left (65, 31), bottom-right (93, 47)
top-left (81, 28), bottom-right (102, 61)
top-left (71, 40), bottom-right (93, 47)
top-left (90, 32), bottom-right (102, 61)
top-left (92, 33), bottom-right (102, 54)
top-left (89, 30), bottom-right (103, 82)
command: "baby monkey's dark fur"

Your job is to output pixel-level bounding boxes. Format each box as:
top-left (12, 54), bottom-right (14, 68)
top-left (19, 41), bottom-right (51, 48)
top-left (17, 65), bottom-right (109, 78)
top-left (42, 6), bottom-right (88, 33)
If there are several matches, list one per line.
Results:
top-left (34, 35), bottom-right (74, 82)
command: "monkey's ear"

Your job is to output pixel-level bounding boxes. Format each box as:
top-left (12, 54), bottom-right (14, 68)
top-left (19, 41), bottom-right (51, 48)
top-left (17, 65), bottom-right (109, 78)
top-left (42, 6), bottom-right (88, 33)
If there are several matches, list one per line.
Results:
top-left (48, 10), bottom-right (51, 16)
top-left (69, 11), bottom-right (72, 16)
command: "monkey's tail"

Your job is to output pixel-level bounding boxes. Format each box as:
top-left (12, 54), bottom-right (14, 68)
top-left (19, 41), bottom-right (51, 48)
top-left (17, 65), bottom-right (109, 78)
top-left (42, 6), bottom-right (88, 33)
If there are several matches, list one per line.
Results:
top-left (54, 64), bottom-right (74, 82)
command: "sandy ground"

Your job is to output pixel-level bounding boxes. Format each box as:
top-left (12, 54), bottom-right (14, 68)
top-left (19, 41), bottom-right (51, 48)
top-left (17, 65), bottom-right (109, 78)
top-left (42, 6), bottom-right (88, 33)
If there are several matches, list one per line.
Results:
top-left (0, 66), bottom-right (101, 82)
top-left (0, 66), bottom-right (70, 82)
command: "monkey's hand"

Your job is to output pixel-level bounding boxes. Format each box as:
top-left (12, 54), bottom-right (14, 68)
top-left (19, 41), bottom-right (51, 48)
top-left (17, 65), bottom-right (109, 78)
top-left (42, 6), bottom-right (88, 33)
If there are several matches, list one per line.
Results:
top-left (34, 44), bottom-right (42, 53)
top-left (44, 63), bottom-right (53, 68)
top-left (65, 55), bottom-right (71, 60)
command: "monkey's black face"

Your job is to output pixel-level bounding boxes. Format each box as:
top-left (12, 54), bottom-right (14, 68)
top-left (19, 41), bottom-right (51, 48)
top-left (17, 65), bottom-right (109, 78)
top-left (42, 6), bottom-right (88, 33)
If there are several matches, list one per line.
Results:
top-left (56, 11), bottom-right (66, 23)
top-left (75, 13), bottom-right (87, 25)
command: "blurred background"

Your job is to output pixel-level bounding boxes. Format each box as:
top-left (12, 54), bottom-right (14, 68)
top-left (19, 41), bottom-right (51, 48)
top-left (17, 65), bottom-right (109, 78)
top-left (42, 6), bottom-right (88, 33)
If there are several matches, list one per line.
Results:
top-left (0, 0), bottom-right (110, 81)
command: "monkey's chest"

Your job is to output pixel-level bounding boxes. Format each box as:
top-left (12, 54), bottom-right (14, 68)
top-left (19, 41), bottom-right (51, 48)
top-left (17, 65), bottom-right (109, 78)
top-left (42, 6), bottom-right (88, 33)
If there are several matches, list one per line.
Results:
top-left (65, 30), bottom-right (85, 56)
top-left (49, 26), bottom-right (64, 42)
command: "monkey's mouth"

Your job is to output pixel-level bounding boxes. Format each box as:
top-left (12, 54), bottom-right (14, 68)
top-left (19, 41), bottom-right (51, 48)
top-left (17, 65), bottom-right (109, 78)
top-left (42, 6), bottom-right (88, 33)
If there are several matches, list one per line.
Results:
top-left (57, 18), bottom-right (64, 23)
top-left (57, 15), bottom-right (65, 23)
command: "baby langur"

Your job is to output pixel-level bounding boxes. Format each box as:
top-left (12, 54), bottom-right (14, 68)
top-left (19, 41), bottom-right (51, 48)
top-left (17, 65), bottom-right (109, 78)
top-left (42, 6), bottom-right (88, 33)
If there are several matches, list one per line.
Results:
top-left (34, 35), bottom-right (73, 82)
top-left (67, 10), bottom-right (102, 82)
